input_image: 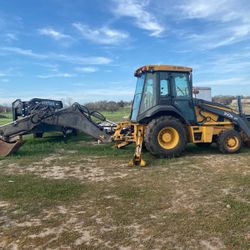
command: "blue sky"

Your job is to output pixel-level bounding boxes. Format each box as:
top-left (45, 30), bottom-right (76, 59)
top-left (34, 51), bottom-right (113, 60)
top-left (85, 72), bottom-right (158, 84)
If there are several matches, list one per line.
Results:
top-left (0, 0), bottom-right (250, 104)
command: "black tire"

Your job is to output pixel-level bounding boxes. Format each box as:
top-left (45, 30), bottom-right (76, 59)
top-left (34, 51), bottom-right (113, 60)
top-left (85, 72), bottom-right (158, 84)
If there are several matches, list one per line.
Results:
top-left (33, 132), bottom-right (43, 138)
top-left (244, 140), bottom-right (250, 148)
top-left (195, 143), bottom-right (213, 147)
top-left (144, 116), bottom-right (187, 158)
top-left (241, 132), bottom-right (250, 147)
top-left (217, 129), bottom-right (242, 154)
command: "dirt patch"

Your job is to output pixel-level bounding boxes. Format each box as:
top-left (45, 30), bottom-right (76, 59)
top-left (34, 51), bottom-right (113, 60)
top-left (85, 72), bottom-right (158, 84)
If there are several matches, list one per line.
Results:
top-left (74, 230), bottom-right (92, 246)
top-left (43, 154), bottom-right (64, 164)
top-left (186, 154), bottom-right (250, 174)
top-left (0, 201), bottom-right (151, 249)
top-left (34, 156), bottom-right (130, 182)
top-left (200, 237), bottom-right (225, 250)
top-left (1, 205), bottom-right (103, 248)
top-left (0, 201), bottom-right (10, 208)
top-left (0, 201), bottom-right (17, 234)
top-left (2, 154), bottom-right (131, 183)
top-left (167, 188), bottom-right (201, 212)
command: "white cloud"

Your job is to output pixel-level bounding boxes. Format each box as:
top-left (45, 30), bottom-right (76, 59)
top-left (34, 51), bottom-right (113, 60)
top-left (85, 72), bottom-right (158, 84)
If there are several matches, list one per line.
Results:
top-left (178, 0), bottom-right (250, 23)
top-left (38, 28), bottom-right (72, 41)
top-left (5, 33), bottom-right (18, 41)
top-left (53, 86), bottom-right (134, 102)
top-left (112, 0), bottom-right (164, 37)
top-left (0, 78), bottom-right (9, 82)
top-left (0, 47), bottom-right (112, 65)
top-left (73, 23), bottom-right (129, 45)
top-left (34, 63), bottom-right (59, 72)
top-left (56, 54), bottom-right (112, 65)
top-left (178, 0), bottom-right (250, 48)
top-left (179, 0), bottom-right (227, 20)
top-left (74, 67), bottom-right (98, 73)
top-left (196, 50), bottom-right (250, 75)
top-left (185, 23), bottom-right (250, 49)
top-left (1, 46), bottom-right (46, 59)
top-left (37, 73), bottom-right (75, 79)
top-left (72, 82), bottom-right (87, 87)
top-left (0, 68), bottom-right (17, 79)
top-left (0, 14), bottom-right (23, 32)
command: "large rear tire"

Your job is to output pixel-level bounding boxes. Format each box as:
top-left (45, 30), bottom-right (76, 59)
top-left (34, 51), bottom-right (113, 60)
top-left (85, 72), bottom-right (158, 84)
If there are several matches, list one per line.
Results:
top-left (144, 116), bottom-right (187, 158)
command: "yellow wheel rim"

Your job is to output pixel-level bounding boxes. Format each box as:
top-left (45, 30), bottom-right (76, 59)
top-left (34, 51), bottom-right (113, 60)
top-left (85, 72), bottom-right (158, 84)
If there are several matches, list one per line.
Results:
top-left (226, 136), bottom-right (239, 150)
top-left (157, 127), bottom-right (179, 150)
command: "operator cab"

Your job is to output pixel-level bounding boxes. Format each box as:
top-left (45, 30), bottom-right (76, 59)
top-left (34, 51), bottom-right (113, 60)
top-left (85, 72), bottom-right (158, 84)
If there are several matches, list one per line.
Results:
top-left (130, 65), bottom-right (195, 123)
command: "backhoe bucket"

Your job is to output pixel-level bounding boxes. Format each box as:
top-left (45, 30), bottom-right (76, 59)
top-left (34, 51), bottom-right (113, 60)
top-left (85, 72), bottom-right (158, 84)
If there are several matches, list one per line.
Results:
top-left (0, 139), bottom-right (24, 157)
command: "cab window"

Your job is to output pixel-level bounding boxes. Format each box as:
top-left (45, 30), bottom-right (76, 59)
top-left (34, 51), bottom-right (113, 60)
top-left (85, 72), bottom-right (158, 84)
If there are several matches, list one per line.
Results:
top-left (130, 74), bottom-right (145, 121)
top-left (159, 72), bottom-right (170, 97)
top-left (173, 73), bottom-right (190, 98)
top-left (140, 73), bottom-right (157, 113)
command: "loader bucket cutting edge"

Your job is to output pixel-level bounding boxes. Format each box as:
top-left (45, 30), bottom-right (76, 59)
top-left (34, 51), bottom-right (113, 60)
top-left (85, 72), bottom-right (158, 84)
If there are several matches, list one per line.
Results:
top-left (0, 140), bottom-right (24, 157)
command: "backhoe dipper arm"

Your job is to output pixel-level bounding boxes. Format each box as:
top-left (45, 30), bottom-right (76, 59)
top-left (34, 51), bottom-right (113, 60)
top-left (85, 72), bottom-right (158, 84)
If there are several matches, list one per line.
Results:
top-left (0, 103), bottom-right (112, 156)
top-left (42, 104), bottom-right (111, 142)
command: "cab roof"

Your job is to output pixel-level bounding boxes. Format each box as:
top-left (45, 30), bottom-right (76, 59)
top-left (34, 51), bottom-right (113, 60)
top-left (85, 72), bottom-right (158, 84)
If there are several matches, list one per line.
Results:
top-left (135, 65), bottom-right (192, 76)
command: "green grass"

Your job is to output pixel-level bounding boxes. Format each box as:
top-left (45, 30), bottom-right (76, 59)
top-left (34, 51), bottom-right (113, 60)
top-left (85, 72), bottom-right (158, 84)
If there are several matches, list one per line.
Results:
top-left (0, 112), bottom-right (12, 125)
top-left (101, 106), bottom-right (131, 122)
top-left (0, 174), bottom-right (85, 205)
top-left (0, 175), bottom-right (88, 228)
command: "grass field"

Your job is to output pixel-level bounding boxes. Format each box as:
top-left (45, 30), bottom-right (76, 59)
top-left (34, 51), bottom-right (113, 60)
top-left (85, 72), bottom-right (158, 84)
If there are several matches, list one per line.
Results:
top-left (0, 113), bottom-right (12, 125)
top-left (0, 109), bottom-right (249, 249)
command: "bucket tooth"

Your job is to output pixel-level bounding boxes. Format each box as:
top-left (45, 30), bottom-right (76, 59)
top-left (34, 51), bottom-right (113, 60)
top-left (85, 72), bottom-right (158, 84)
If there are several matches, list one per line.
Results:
top-left (0, 139), bottom-right (24, 157)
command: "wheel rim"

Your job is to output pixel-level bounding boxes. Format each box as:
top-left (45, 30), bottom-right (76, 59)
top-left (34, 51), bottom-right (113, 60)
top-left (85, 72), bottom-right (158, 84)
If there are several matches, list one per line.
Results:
top-left (226, 136), bottom-right (239, 150)
top-left (157, 127), bottom-right (179, 150)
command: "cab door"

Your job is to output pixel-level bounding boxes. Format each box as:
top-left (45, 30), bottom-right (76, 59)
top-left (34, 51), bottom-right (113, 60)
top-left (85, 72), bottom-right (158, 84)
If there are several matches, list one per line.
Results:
top-left (159, 72), bottom-right (172, 105)
top-left (171, 72), bottom-right (196, 123)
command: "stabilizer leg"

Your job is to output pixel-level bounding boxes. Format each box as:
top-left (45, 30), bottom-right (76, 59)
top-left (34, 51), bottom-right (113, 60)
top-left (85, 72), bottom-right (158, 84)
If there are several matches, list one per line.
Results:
top-left (128, 125), bottom-right (146, 167)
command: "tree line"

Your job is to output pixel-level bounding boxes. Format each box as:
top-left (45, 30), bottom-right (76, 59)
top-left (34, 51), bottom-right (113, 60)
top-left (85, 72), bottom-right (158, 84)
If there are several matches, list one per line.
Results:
top-left (0, 100), bottom-right (132, 114)
top-left (0, 105), bottom-right (11, 113)
top-left (84, 100), bottom-right (131, 112)
top-left (212, 95), bottom-right (249, 105)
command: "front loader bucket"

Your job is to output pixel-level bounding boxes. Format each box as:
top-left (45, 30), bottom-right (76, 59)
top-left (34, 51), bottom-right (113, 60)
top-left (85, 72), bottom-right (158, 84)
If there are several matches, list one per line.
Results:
top-left (0, 139), bottom-right (24, 157)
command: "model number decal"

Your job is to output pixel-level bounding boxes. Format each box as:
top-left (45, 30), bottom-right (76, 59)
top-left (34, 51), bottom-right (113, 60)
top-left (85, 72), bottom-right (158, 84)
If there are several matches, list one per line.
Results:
top-left (224, 111), bottom-right (238, 121)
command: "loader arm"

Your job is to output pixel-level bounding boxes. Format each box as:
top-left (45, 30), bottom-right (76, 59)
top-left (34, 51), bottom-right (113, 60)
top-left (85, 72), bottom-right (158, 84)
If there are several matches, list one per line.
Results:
top-left (198, 101), bottom-right (250, 138)
top-left (0, 103), bottom-right (112, 156)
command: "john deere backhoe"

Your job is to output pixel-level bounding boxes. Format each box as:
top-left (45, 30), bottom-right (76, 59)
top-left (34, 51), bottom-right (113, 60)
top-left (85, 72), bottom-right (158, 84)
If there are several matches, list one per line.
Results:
top-left (1, 65), bottom-right (250, 166)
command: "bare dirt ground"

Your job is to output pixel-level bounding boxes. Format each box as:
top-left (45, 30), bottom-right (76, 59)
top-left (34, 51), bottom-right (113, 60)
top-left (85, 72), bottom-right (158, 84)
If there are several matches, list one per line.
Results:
top-left (0, 145), bottom-right (250, 249)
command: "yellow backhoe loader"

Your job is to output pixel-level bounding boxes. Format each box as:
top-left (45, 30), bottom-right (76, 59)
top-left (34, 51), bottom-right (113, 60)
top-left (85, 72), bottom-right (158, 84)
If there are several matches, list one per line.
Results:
top-left (1, 65), bottom-right (250, 166)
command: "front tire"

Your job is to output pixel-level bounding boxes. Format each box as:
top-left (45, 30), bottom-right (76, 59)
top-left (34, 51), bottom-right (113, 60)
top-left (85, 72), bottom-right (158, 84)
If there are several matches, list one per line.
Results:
top-left (144, 116), bottom-right (187, 158)
top-left (217, 129), bottom-right (242, 154)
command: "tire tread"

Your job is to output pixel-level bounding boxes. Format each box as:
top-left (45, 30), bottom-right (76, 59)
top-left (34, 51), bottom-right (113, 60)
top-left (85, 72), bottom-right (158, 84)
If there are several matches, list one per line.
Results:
top-left (144, 116), bottom-right (187, 158)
